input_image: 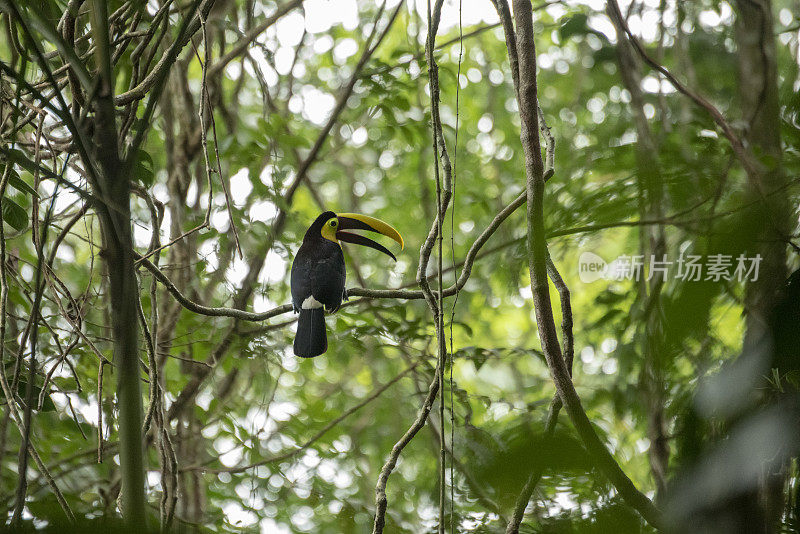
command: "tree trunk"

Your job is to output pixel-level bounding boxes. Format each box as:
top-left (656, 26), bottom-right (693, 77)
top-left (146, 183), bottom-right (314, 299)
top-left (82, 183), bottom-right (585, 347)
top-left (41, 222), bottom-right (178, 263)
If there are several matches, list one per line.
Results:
top-left (90, 0), bottom-right (146, 524)
top-left (735, 0), bottom-right (790, 531)
top-left (735, 0), bottom-right (788, 342)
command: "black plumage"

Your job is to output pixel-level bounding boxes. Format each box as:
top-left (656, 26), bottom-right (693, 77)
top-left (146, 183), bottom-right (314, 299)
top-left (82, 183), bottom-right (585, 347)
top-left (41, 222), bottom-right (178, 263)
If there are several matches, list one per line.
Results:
top-left (290, 210), bottom-right (403, 358)
top-left (291, 212), bottom-right (346, 357)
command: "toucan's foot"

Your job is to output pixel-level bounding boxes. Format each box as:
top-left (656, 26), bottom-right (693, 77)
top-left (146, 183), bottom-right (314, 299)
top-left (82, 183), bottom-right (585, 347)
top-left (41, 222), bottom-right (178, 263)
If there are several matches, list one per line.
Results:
top-left (342, 288), bottom-right (350, 302)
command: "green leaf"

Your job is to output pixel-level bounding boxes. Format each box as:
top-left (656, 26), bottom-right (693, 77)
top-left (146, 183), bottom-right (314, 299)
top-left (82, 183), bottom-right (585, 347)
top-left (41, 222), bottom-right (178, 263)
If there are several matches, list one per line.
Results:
top-left (593, 44), bottom-right (618, 64)
top-left (5, 168), bottom-right (38, 196)
top-left (595, 289), bottom-right (627, 305)
top-left (40, 393), bottom-right (56, 412)
top-left (2, 148), bottom-right (57, 183)
top-left (559, 13), bottom-right (589, 41)
top-left (590, 308), bottom-right (624, 328)
top-left (132, 149), bottom-right (154, 186)
top-left (2, 197), bottom-right (28, 231)
top-left (7, 381), bottom-right (56, 412)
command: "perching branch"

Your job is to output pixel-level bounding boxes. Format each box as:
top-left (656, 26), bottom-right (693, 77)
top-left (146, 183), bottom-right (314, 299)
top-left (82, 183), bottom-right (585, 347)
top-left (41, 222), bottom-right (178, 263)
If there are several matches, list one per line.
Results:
top-left (138, 254), bottom-right (293, 320)
top-left (138, 187), bottom-right (527, 324)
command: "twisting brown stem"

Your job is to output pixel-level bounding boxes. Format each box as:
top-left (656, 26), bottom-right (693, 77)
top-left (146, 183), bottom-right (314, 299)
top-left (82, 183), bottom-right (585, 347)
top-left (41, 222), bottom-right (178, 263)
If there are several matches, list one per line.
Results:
top-left (97, 361), bottom-right (105, 464)
top-left (495, 0), bottom-right (662, 529)
top-left (425, 1), bottom-right (450, 531)
top-left (372, 365), bottom-right (441, 534)
top-left (1, 155), bottom-right (74, 523)
top-left (199, 11), bottom-right (242, 257)
top-left (13, 110), bottom-right (53, 527)
top-left (506, 107), bottom-right (566, 534)
top-left (134, 184), bottom-right (177, 532)
top-left (374, 1), bottom-right (451, 531)
top-left (506, 251), bottom-right (573, 534)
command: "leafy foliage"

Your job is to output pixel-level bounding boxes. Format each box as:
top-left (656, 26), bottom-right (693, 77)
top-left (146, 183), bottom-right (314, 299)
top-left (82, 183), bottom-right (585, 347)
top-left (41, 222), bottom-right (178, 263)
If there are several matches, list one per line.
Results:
top-left (0, 0), bottom-right (799, 532)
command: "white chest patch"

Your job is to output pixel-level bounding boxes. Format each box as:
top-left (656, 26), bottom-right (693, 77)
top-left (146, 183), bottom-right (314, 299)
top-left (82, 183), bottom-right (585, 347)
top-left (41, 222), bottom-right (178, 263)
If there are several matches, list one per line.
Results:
top-left (302, 295), bottom-right (324, 309)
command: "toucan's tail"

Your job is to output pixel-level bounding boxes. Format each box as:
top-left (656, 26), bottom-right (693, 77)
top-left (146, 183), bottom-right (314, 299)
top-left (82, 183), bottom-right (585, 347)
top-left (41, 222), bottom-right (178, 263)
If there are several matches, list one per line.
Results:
top-left (294, 308), bottom-right (327, 357)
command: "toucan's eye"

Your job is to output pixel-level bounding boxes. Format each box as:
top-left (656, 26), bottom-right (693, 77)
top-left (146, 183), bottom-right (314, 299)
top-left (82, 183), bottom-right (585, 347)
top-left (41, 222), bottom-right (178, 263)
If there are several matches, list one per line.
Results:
top-left (330, 219), bottom-right (337, 227)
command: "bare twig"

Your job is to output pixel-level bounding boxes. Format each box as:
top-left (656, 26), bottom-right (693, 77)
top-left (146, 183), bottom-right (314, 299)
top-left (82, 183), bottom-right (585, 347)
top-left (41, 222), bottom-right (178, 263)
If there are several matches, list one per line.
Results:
top-left (372, 362), bottom-right (442, 534)
top-left (606, 0), bottom-right (756, 177)
top-left (206, 0), bottom-right (304, 78)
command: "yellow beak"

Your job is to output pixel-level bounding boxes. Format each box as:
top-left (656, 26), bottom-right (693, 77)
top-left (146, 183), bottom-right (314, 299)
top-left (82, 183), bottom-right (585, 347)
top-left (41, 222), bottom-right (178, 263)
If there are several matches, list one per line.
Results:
top-left (336, 213), bottom-right (404, 250)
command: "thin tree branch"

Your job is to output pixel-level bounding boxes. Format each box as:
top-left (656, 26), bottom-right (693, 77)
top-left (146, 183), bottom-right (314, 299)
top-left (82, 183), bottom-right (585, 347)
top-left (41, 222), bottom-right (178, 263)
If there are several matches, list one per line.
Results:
top-left (198, 13), bottom-right (242, 257)
top-left (206, 0), bottom-right (304, 79)
top-left (501, 0), bottom-right (662, 528)
top-left (606, 0), bottom-right (756, 176)
top-left (183, 363), bottom-right (418, 474)
top-left (372, 362), bottom-right (442, 534)
top-left (374, 0), bottom-right (451, 531)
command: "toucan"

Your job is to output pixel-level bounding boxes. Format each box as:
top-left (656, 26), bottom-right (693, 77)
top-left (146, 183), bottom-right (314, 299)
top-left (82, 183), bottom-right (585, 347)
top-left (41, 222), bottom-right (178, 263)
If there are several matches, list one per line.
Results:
top-left (290, 211), bottom-right (404, 358)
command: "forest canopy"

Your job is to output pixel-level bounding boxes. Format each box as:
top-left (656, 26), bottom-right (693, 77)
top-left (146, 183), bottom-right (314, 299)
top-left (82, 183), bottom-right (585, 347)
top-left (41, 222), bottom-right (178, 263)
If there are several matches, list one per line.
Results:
top-left (0, 0), bottom-right (799, 532)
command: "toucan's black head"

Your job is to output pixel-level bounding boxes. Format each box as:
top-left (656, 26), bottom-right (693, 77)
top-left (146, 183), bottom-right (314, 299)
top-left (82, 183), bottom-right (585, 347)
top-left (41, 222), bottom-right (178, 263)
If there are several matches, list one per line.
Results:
top-left (302, 211), bottom-right (404, 261)
top-left (303, 211), bottom-right (338, 242)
